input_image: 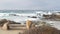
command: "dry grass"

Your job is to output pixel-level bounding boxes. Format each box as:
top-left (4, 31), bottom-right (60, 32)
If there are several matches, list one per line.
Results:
top-left (21, 26), bottom-right (60, 34)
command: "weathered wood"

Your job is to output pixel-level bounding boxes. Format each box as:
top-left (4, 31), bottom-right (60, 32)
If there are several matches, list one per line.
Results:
top-left (26, 20), bottom-right (32, 30)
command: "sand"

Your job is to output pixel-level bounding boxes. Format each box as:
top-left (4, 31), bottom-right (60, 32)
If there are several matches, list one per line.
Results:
top-left (0, 26), bottom-right (26, 34)
top-left (0, 28), bottom-right (25, 34)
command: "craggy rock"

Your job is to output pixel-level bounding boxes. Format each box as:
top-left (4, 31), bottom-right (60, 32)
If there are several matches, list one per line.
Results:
top-left (0, 19), bottom-right (8, 27)
top-left (1, 22), bottom-right (9, 30)
top-left (0, 19), bottom-right (18, 27)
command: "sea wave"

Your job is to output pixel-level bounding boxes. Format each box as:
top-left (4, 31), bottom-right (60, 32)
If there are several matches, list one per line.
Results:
top-left (0, 13), bottom-right (38, 23)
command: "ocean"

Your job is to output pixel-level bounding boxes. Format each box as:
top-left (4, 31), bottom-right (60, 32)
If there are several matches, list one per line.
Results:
top-left (0, 10), bottom-right (50, 18)
top-left (0, 10), bottom-right (41, 23)
top-left (0, 10), bottom-right (59, 13)
top-left (0, 10), bottom-right (36, 14)
top-left (0, 10), bottom-right (60, 29)
top-left (0, 10), bottom-right (60, 23)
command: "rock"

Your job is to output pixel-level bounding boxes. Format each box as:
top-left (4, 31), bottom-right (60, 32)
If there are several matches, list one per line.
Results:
top-left (2, 22), bottom-right (9, 30)
top-left (0, 19), bottom-right (8, 27)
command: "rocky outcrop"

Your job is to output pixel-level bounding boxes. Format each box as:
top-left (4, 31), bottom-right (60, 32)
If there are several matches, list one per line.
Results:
top-left (0, 19), bottom-right (17, 30)
top-left (0, 19), bottom-right (8, 27)
top-left (1, 22), bottom-right (9, 30)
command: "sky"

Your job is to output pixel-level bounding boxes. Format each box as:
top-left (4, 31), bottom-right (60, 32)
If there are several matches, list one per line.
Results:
top-left (0, 0), bottom-right (60, 10)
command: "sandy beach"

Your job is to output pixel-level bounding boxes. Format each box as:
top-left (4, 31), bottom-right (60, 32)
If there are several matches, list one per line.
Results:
top-left (0, 24), bottom-right (26, 34)
top-left (0, 27), bottom-right (26, 34)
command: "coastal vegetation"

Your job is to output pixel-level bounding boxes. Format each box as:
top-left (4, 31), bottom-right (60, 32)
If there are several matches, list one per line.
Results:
top-left (21, 26), bottom-right (60, 34)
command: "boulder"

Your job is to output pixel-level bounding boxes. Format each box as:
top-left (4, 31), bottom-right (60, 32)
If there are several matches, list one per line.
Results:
top-left (2, 22), bottom-right (9, 30)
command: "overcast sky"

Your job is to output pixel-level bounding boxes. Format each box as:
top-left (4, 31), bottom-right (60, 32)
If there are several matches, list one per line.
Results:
top-left (0, 0), bottom-right (60, 10)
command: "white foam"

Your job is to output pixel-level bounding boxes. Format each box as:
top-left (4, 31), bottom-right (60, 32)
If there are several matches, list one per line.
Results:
top-left (0, 13), bottom-right (36, 17)
top-left (0, 13), bottom-right (38, 23)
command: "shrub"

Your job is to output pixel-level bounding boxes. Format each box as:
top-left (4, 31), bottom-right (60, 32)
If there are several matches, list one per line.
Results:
top-left (21, 26), bottom-right (60, 34)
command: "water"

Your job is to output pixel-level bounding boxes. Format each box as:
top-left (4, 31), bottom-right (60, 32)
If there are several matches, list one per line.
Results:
top-left (0, 10), bottom-right (59, 14)
top-left (45, 20), bottom-right (60, 30)
top-left (0, 10), bottom-right (60, 22)
top-left (0, 10), bottom-right (60, 29)
top-left (0, 10), bottom-right (39, 23)
top-left (0, 10), bottom-right (36, 14)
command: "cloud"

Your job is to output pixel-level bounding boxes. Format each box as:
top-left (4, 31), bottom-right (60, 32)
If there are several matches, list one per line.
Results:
top-left (0, 0), bottom-right (60, 10)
